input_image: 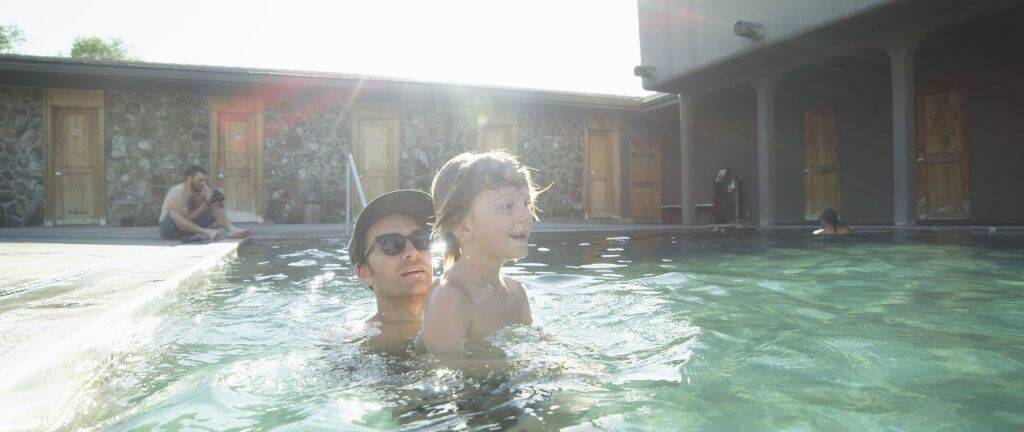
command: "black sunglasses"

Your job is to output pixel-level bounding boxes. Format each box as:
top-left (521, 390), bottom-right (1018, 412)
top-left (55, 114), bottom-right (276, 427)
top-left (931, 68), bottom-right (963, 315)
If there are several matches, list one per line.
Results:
top-left (364, 229), bottom-right (431, 260)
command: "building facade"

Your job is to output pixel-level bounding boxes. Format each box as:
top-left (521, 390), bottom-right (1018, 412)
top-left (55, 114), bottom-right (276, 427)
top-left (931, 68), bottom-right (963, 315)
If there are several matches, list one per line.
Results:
top-left (638, 0), bottom-right (1024, 226)
top-left (0, 56), bottom-right (679, 227)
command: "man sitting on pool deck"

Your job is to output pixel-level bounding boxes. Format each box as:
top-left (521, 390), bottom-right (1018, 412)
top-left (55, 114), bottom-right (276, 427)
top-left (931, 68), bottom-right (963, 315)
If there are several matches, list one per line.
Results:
top-left (349, 189), bottom-right (435, 347)
top-left (158, 165), bottom-right (251, 241)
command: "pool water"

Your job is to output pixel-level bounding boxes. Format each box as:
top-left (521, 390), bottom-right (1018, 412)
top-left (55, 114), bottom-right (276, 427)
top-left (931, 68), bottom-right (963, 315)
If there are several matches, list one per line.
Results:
top-left (61, 231), bottom-right (1024, 431)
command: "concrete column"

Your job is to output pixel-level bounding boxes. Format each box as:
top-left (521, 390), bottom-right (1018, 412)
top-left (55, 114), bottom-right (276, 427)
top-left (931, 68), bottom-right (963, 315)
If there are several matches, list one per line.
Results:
top-left (752, 78), bottom-right (778, 227)
top-left (886, 42), bottom-right (918, 226)
top-left (678, 95), bottom-right (697, 226)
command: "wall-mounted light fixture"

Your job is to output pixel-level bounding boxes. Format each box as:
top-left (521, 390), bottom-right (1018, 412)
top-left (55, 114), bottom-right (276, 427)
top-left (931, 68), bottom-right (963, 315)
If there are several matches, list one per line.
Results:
top-left (734, 21), bottom-right (764, 40)
top-left (633, 65), bottom-right (657, 79)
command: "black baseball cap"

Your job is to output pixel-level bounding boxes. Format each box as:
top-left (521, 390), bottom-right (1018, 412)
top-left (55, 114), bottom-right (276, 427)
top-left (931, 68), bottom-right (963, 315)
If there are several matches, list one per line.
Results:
top-left (348, 189), bottom-right (434, 267)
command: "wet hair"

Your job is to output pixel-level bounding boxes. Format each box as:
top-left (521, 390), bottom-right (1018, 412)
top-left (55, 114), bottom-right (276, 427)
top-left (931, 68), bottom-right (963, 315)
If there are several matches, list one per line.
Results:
top-left (185, 165), bottom-right (207, 179)
top-left (819, 208), bottom-right (841, 227)
top-left (431, 150), bottom-right (543, 270)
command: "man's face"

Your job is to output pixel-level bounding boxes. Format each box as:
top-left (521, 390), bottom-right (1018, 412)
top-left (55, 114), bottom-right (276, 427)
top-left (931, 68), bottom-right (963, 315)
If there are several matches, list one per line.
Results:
top-left (355, 213), bottom-right (432, 299)
top-left (187, 173), bottom-right (207, 193)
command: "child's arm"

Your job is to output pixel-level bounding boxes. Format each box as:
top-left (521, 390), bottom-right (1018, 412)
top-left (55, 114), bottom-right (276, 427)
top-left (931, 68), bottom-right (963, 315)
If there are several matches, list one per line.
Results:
top-left (422, 284), bottom-right (474, 359)
top-left (504, 276), bottom-right (532, 325)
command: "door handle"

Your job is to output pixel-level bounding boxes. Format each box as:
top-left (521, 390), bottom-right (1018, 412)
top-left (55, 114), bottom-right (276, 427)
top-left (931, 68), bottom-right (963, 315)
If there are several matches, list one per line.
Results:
top-left (54, 171), bottom-right (62, 176)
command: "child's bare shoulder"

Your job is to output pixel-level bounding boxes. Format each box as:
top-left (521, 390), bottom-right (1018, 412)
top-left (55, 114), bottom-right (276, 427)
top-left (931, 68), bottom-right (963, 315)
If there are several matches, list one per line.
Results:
top-left (501, 275), bottom-right (528, 300)
top-left (501, 275), bottom-right (532, 324)
top-left (430, 275), bottom-right (473, 307)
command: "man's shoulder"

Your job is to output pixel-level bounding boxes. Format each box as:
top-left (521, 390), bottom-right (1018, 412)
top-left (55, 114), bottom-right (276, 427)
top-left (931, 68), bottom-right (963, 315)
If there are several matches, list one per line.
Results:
top-left (166, 183), bottom-right (186, 196)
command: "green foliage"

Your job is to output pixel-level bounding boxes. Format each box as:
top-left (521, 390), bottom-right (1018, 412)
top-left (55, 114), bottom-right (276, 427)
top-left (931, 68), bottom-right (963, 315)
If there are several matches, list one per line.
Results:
top-left (0, 25), bottom-right (25, 53)
top-left (69, 36), bottom-right (139, 61)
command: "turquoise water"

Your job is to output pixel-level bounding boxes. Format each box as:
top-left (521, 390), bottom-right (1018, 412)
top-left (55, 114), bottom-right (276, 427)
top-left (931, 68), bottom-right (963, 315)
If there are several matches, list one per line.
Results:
top-left (62, 232), bottom-right (1024, 431)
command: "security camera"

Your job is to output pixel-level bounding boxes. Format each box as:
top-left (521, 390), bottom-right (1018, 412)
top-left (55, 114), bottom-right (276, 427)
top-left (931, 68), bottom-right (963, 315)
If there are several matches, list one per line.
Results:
top-left (633, 65), bottom-right (657, 80)
top-left (733, 21), bottom-right (764, 39)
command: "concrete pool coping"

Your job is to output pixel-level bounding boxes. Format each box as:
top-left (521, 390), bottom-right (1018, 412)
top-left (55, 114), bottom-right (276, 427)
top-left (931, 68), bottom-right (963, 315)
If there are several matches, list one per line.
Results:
top-left (0, 237), bottom-right (242, 430)
top-left (2, 221), bottom-right (1022, 242)
top-left (0, 221), bottom-right (685, 241)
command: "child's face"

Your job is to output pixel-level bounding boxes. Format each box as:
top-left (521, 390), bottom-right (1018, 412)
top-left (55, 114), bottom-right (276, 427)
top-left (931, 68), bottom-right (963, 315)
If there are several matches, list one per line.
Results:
top-left (462, 184), bottom-right (534, 261)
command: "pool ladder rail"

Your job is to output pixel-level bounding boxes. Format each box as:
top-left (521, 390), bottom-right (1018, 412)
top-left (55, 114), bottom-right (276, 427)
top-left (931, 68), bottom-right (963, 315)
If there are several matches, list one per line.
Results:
top-left (345, 153), bottom-right (368, 233)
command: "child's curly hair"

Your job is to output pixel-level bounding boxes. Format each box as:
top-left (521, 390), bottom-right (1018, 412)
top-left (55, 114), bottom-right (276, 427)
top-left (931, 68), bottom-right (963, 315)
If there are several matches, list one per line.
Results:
top-left (430, 150), bottom-right (543, 270)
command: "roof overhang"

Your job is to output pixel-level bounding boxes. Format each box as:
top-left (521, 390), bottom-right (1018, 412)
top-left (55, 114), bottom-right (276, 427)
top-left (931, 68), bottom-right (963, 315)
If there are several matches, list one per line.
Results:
top-left (0, 54), bottom-right (674, 112)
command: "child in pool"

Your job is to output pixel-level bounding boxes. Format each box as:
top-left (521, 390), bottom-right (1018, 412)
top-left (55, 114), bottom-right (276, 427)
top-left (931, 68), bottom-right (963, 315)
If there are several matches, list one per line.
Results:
top-left (421, 151), bottom-right (540, 358)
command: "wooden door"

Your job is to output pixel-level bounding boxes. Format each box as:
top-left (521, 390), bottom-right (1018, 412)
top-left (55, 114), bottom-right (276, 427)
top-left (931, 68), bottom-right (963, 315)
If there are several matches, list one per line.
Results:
top-left (479, 114), bottom-right (515, 153)
top-left (45, 89), bottom-right (106, 226)
top-left (51, 107), bottom-right (104, 224)
top-left (354, 109), bottom-right (398, 205)
top-left (587, 129), bottom-right (615, 218)
top-left (211, 97), bottom-right (264, 222)
top-left (629, 139), bottom-right (661, 220)
top-left (802, 107), bottom-right (841, 221)
top-left (216, 114), bottom-right (259, 221)
top-left (916, 81), bottom-right (970, 220)
top-left (481, 125), bottom-right (514, 153)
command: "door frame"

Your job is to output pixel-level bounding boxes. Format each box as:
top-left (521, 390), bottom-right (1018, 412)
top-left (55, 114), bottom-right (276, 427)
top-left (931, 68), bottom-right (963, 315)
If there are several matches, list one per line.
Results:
top-left (210, 96), bottom-right (265, 222)
top-left (44, 88), bottom-right (106, 226)
top-left (352, 104), bottom-right (400, 206)
top-left (583, 115), bottom-right (622, 219)
top-left (915, 79), bottom-right (971, 221)
top-left (802, 106), bottom-right (841, 222)
top-left (628, 138), bottom-right (661, 220)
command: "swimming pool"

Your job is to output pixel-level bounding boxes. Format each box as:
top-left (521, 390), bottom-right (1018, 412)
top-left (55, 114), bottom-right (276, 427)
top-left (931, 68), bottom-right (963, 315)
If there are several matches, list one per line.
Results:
top-left (58, 231), bottom-right (1024, 431)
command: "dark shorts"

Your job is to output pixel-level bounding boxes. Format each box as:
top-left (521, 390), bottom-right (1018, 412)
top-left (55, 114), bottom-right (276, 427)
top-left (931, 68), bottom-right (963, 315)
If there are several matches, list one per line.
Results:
top-left (159, 209), bottom-right (216, 239)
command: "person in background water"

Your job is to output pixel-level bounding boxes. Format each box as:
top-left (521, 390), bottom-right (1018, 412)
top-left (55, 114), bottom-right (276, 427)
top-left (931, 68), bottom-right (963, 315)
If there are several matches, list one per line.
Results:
top-left (814, 208), bottom-right (853, 235)
top-left (421, 151), bottom-right (540, 360)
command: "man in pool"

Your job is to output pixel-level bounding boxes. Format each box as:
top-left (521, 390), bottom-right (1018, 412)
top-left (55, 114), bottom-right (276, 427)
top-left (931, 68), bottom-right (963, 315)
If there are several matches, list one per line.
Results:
top-left (349, 189), bottom-right (435, 347)
top-left (158, 165), bottom-right (251, 241)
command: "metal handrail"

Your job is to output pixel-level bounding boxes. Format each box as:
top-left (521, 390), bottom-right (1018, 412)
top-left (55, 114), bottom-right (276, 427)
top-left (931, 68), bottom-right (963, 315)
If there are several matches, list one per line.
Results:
top-left (347, 153), bottom-right (368, 207)
top-left (345, 153), bottom-right (368, 231)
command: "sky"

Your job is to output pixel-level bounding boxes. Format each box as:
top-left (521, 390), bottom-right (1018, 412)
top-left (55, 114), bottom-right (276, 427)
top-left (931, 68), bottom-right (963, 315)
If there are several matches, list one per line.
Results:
top-left (1, 0), bottom-right (652, 96)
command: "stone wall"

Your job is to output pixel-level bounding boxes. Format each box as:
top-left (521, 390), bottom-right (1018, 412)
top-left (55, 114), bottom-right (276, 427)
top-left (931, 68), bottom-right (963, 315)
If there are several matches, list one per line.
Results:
top-left (398, 101), bottom-right (478, 192)
top-left (395, 99), bottom-right (587, 219)
top-left (263, 95), bottom-right (593, 222)
top-left (516, 111), bottom-right (586, 218)
top-left (263, 95), bottom-right (351, 224)
top-left (0, 86), bottom-right (44, 227)
top-left (0, 85), bottom-right (633, 227)
top-left (105, 91), bottom-right (210, 226)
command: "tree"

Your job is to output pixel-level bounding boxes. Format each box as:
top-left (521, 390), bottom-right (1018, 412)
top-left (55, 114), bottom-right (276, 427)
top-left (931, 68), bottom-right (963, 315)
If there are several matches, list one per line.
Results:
top-left (69, 36), bottom-right (139, 61)
top-left (0, 25), bottom-right (25, 53)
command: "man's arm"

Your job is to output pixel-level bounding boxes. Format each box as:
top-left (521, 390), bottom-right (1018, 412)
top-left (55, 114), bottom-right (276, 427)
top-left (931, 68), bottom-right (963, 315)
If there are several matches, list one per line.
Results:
top-left (185, 186), bottom-right (212, 221)
top-left (166, 192), bottom-right (216, 238)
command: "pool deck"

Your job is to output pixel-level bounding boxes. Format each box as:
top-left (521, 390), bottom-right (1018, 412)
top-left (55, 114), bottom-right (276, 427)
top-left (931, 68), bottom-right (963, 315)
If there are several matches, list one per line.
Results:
top-left (0, 235), bottom-right (242, 429)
